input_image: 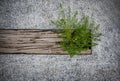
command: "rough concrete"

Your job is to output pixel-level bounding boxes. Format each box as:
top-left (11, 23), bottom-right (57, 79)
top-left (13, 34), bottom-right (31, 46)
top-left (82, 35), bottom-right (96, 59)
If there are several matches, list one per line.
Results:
top-left (0, 0), bottom-right (120, 81)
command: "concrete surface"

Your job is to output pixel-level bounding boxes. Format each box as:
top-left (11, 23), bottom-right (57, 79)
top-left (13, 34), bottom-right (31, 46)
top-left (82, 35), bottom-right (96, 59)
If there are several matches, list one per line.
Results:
top-left (0, 0), bottom-right (120, 81)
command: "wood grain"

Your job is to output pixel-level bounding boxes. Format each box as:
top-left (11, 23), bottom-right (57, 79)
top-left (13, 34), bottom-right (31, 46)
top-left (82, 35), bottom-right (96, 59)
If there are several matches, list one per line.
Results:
top-left (0, 29), bottom-right (91, 55)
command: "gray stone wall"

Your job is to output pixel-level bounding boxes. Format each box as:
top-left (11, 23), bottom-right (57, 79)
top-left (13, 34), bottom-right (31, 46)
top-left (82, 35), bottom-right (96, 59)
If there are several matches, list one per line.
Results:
top-left (0, 0), bottom-right (120, 81)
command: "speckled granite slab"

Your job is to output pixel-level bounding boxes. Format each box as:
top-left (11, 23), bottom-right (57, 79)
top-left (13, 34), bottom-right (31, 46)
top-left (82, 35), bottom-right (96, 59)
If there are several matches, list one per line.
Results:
top-left (0, 0), bottom-right (120, 81)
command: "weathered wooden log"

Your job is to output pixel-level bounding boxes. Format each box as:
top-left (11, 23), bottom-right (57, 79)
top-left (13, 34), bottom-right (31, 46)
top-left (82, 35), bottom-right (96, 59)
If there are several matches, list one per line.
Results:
top-left (0, 29), bottom-right (91, 55)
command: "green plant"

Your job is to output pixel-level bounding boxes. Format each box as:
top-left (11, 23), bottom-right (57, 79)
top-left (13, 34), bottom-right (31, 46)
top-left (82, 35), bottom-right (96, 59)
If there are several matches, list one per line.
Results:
top-left (51, 4), bottom-right (102, 57)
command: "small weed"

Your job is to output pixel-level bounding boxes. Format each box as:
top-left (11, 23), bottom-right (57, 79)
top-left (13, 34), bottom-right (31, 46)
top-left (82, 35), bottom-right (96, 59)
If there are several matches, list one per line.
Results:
top-left (51, 3), bottom-right (102, 57)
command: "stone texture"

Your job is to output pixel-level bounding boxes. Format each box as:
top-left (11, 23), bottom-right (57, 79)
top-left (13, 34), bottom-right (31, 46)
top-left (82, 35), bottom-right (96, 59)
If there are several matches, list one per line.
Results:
top-left (0, 0), bottom-right (120, 81)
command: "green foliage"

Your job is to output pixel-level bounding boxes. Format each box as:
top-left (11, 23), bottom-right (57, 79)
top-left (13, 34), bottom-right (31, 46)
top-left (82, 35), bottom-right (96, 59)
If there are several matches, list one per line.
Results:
top-left (51, 4), bottom-right (102, 57)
